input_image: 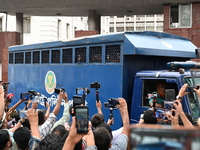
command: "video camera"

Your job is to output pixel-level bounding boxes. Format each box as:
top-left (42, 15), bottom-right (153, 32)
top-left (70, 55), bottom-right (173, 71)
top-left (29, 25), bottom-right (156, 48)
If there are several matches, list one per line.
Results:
top-left (76, 88), bottom-right (90, 95)
top-left (104, 98), bottom-right (119, 109)
top-left (147, 92), bottom-right (158, 100)
top-left (187, 85), bottom-right (200, 92)
top-left (20, 90), bottom-right (37, 101)
top-left (73, 95), bottom-right (85, 106)
top-left (90, 81), bottom-right (100, 89)
top-left (54, 88), bottom-right (65, 94)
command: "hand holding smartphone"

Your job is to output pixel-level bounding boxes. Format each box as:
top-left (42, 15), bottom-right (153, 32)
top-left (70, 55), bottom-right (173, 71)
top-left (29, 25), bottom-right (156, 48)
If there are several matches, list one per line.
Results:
top-left (75, 105), bottom-right (89, 134)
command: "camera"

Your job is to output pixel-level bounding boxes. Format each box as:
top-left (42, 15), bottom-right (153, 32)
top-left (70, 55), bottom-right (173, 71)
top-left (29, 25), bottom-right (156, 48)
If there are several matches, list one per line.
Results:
top-left (20, 93), bottom-right (32, 100)
top-left (90, 81), bottom-right (100, 89)
top-left (73, 95), bottom-right (85, 107)
top-left (187, 85), bottom-right (200, 92)
top-left (20, 90), bottom-right (38, 101)
top-left (28, 90), bottom-right (37, 96)
top-left (104, 98), bottom-right (119, 108)
top-left (76, 88), bottom-right (90, 95)
top-left (147, 92), bottom-right (158, 99)
top-left (54, 88), bottom-right (65, 94)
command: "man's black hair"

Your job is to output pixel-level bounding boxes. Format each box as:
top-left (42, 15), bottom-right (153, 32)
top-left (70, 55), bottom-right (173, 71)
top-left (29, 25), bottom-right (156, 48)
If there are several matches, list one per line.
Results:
top-left (143, 110), bottom-right (157, 124)
top-left (0, 130), bottom-right (10, 150)
top-left (91, 113), bottom-right (104, 128)
top-left (51, 124), bottom-right (67, 137)
top-left (13, 127), bottom-right (31, 150)
top-left (38, 111), bottom-right (45, 125)
top-left (21, 119), bottom-right (31, 130)
top-left (96, 122), bottom-right (113, 138)
top-left (35, 134), bottom-right (63, 150)
top-left (93, 127), bottom-right (112, 150)
top-left (60, 129), bottom-right (82, 150)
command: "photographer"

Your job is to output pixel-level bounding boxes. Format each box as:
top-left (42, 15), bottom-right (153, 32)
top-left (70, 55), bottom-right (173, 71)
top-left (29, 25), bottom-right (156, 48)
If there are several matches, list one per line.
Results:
top-left (149, 80), bottom-right (166, 108)
top-left (51, 91), bottom-right (70, 132)
top-left (39, 89), bottom-right (66, 139)
top-left (92, 98), bottom-right (129, 150)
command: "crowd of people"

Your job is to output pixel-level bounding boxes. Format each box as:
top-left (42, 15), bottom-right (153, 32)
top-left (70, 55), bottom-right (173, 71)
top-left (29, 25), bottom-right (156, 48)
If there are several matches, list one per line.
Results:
top-left (0, 83), bottom-right (200, 150)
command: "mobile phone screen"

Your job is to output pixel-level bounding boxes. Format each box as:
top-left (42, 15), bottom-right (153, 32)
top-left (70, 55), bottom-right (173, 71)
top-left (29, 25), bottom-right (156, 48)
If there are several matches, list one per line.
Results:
top-left (165, 89), bottom-right (175, 101)
top-left (20, 93), bottom-right (31, 100)
top-left (18, 110), bottom-right (28, 119)
top-left (75, 106), bottom-right (89, 134)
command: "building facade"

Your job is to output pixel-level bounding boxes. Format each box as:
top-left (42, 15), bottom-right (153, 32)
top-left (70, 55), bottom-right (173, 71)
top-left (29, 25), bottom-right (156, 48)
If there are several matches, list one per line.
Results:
top-left (101, 14), bottom-right (164, 34)
top-left (0, 13), bottom-right (88, 45)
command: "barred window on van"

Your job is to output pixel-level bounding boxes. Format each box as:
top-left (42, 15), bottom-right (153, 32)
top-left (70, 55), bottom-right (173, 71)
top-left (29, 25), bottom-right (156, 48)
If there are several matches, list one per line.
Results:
top-left (62, 48), bottom-right (72, 63)
top-left (105, 45), bottom-right (121, 63)
top-left (75, 47), bottom-right (86, 63)
top-left (89, 46), bottom-right (102, 63)
top-left (33, 51), bottom-right (40, 63)
top-left (25, 52), bottom-right (31, 64)
top-left (15, 52), bottom-right (24, 64)
top-left (52, 50), bottom-right (60, 63)
top-left (9, 53), bottom-right (14, 64)
top-left (42, 50), bottom-right (49, 63)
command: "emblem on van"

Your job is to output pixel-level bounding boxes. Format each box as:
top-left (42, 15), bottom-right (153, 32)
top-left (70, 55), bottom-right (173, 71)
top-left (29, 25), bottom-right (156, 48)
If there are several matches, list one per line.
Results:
top-left (45, 71), bottom-right (56, 94)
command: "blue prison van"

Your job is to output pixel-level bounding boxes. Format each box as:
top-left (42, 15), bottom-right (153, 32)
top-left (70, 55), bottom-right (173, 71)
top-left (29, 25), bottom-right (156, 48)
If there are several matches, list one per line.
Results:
top-left (8, 31), bottom-right (197, 129)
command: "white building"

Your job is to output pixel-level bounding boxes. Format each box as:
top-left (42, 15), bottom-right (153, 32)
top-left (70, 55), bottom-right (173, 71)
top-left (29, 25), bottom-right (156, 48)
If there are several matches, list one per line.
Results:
top-left (0, 13), bottom-right (164, 45)
top-left (0, 13), bottom-right (88, 45)
top-left (101, 15), bottom-right (164, 34)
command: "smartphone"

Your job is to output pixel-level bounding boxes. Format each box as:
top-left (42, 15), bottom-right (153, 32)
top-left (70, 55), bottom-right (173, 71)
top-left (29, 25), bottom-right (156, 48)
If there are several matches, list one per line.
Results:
top-left (18, 110), bottom-right (28, 119)
top-left (54, 88), bottom-right (65, 94)
top-left (20, 93), bottom-right (32, 100)
top-left (165, 89), bottom-right (175, 101)
top-left (75, 105), bottom-right (89, 134)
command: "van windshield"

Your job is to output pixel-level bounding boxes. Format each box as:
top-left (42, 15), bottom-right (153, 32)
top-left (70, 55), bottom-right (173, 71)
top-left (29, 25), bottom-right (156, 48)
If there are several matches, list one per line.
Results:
top-left (184, 77), bottom-right (200, 119)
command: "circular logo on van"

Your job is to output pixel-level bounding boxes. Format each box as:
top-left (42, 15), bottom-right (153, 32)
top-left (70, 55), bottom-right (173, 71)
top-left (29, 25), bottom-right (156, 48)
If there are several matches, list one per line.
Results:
top-left (45, 71), bottom-right (56, 94)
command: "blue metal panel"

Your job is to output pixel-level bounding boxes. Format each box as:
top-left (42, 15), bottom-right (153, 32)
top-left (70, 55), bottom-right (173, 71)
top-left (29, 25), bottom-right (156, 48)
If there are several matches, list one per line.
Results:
top-left (9, 33), bottom-right (124, 52)
top-left (9, 64), bottom-right (123, 130)
top-left (124, 32), bottom-right (197, 58)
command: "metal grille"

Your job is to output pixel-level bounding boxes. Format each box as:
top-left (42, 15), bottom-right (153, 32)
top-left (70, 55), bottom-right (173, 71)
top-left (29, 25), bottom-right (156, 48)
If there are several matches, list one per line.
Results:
top-left (42, 50), bottom-right (49, 63)
top-left (25, 52), bottom-right (31, 64)
top-left (62, 48), bottom-right (72, 63)
top-left (33, 51), bottom-right (40, 63)
top-left (52, 50), bottom-right (60, 63)
top-left (9, 53), bottom-right (13, 64)
top-left (105, 45), bottom-right (121, 63)
top-left (75, 47), bottom-right (86, 63)
top-left (89, 46), bottom-right (102, 63)
top-left (15, 52), bottom-right (24, 64)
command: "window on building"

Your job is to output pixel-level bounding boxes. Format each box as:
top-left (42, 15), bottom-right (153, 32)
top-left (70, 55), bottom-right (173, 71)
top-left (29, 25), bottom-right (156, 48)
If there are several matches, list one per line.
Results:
top-left (0, 17), bottom-right (2, 31)
top-left (66, 23), bottom-right (69, 38)
top-left (23, 17), bottom-right (31, 33)
top-left (116, 27), bottom-right (124, 32)
top-left (170, 4), bottom-right (192, 28)
top-left (109, 27), bottom-right (114, 32)
top-left (57, 19), bottom-right (61, 40)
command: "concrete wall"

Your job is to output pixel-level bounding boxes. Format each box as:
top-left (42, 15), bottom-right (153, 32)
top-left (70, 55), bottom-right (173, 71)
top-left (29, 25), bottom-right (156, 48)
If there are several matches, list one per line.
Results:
top-left (0, 32), bottom-right (20, 82)
top-left (164, 3), bottom-right (200, 48)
